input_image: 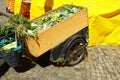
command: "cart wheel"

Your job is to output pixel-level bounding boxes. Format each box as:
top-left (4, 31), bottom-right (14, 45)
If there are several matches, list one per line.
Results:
top-left (65, 38), bottom-right (87, 66)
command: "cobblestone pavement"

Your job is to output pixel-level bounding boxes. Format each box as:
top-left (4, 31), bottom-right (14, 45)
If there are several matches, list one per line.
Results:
top-left (0, 46), bottom-right (120, 80)
top-left (0, 0), bottom-right (10, 26)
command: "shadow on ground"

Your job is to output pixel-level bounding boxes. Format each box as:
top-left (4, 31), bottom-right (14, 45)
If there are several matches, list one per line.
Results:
top-left (0, 49), bottom-right (88, 76)
top-left (0, 62), bottom-right (10, 78)
top-left (14, 50), bottom-right (52, 72)
top-left (0, 50), bottom-right (52, 76)
top-left (33, 51), bottom-right (52, 67)
top-left (14, 48), bottom-right (89, 72)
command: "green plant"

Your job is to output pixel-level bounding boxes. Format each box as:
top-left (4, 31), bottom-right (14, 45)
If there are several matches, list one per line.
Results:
top-left (56, 57), bottom-right (64, 63)
top-left (0, 14), bottom-right (37, 38)
top-left (32, 5), bottom-right (84, 33)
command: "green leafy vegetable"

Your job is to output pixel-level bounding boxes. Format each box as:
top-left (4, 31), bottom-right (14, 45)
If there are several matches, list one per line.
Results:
top-left (0, 14), bottom-right (37, 38)
top-left (0, 5), bottom-right (84, 38)
top-left (32, 5), bottom-right (84, 33)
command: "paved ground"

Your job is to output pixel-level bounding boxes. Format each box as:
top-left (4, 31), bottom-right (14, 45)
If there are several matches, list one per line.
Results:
top-left (0, 46), bottom-right (120, 80)
top-left (0, 0), bottom-right (120, 80)
top-left (0, 0), bottom-right (11, 26)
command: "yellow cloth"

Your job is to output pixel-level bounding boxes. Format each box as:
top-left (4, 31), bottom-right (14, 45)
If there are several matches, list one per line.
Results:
top-left (14, 0), bottom-right (120, 46)
top-left (14, 0), bottom-right (22, 14)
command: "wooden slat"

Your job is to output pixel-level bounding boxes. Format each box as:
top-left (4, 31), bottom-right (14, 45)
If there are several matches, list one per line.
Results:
top-left (25, 7), bottom-right (88, 57)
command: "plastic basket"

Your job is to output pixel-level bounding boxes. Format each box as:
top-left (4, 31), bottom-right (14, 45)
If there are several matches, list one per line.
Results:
top-left (0, 49), bottom-right (22, 67)
top-left (0, 33), bottom-right (22, 67)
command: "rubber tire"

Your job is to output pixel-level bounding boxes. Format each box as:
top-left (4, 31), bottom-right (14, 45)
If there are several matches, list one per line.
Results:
top-left (65, 37), bottom-right (86, 66)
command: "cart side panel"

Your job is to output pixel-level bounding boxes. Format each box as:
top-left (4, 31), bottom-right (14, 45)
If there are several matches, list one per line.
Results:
top-left (25, 8), bottom-right (88, 57)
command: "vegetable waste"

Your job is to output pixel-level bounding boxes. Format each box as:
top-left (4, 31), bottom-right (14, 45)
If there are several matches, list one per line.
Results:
top-left (0, 36), bottom-right (22, 52)
top-left (32, 5), bottom-right (84, 34)
top-left (1, 42), bottom-right (17, 50)
top-left (0, 14), bottom-right (37, 38)
top-left (0, 5), bottom-right (84, 38)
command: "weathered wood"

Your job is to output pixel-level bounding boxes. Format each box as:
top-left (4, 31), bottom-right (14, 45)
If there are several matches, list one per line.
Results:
top-left (25, 6), bottom-right (88, 57)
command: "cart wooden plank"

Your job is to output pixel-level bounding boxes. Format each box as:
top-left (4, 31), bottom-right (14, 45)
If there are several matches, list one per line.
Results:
top-left (25, 7), bottom-right (88, 57)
